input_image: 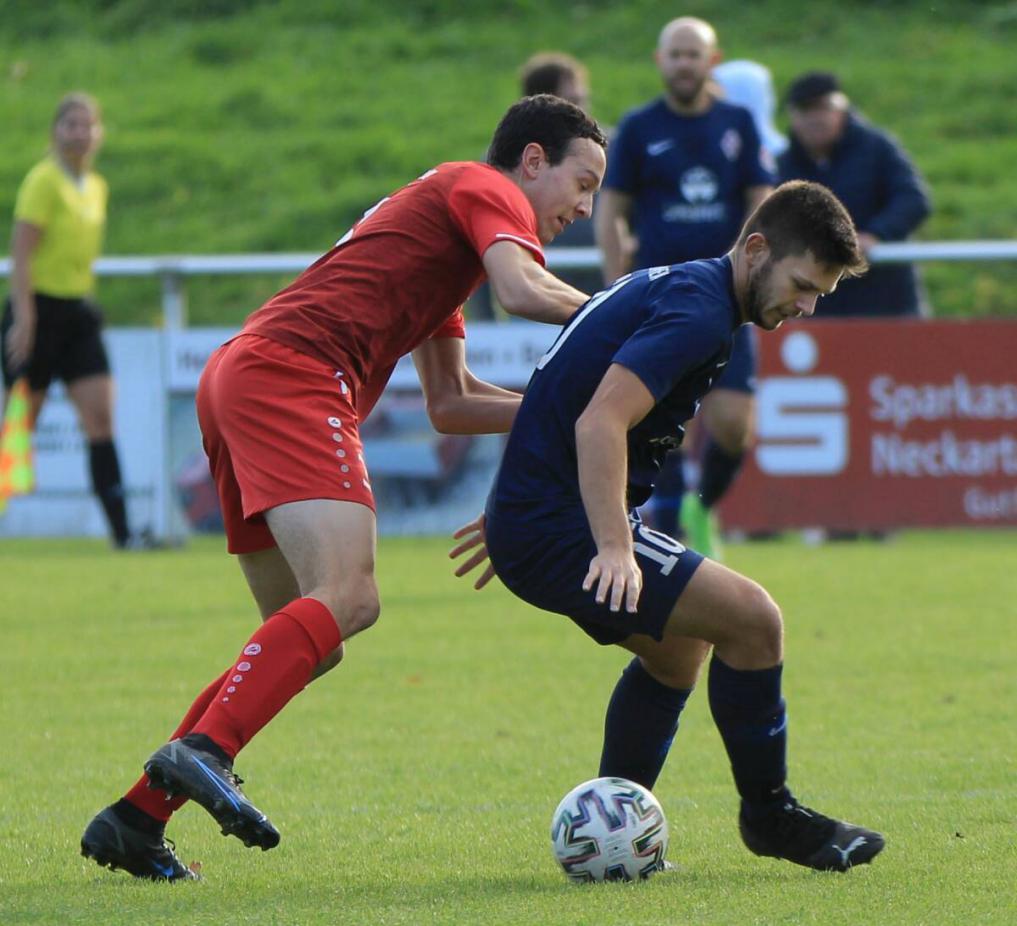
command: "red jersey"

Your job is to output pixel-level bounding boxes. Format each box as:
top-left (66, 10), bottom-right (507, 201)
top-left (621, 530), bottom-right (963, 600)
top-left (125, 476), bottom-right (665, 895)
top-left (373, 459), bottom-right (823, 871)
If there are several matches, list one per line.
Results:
top-left (242, 161), bottom-right (544, 413)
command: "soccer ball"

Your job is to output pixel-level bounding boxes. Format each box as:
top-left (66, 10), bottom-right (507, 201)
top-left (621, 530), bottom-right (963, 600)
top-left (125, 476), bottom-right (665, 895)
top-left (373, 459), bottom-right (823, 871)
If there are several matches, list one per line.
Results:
top-left (550, 776), bottom-right (669, 883)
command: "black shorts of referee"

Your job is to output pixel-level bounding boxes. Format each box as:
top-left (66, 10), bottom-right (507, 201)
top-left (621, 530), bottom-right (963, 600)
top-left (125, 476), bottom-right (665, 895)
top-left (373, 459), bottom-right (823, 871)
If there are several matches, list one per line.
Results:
top-left (1, 292), bottom-right (111, 391)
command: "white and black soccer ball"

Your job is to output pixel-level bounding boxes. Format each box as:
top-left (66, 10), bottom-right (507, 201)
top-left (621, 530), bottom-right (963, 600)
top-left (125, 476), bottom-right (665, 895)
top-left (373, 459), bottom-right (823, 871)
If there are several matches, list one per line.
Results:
top-left (550, 776), bottom-right (669, 883)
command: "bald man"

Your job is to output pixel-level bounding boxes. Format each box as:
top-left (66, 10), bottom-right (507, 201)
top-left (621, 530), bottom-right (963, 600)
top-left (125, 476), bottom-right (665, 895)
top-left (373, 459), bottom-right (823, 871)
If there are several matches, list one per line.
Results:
top-left (595, 17), bottom-right (774, 558)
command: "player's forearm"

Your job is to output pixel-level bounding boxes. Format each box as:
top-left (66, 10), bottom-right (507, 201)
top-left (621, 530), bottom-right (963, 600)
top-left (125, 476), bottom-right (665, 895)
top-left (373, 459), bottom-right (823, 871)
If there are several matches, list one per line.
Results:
top-left (464, 371), bottom-right (522, 402)
top-left (485, 240), bottom-right (589, 324)
top-left (500, 269), bottom-right (588, 325)
top-left (576, 418), bottom-right (633, 554)
top-left (427, 391), bottom-right (520, 435)
top-left (414, 338), bottom-right (522, 434)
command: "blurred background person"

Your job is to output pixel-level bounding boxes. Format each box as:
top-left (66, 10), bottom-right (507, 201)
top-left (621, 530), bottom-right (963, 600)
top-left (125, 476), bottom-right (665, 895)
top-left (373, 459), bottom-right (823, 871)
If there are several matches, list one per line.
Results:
top-left (518, 52), bottom-right (607, 299)
top-left (470, 51), bottom-right (604, 319)
top-left (1, 92), bottom-right (142, 549)
top-left (595, 17), bottom-right (774, 559)
top-left (521, 50), bottom-right (591, 111)
top-left (712, 59), bottom-right (787, 159)
top-left (778, 71), bottom-right (932, 316)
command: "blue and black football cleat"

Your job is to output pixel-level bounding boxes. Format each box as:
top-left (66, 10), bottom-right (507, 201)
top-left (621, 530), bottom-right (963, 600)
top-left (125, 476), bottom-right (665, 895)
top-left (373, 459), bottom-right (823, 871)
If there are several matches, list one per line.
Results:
top-left (739, 796), bottom-right (885, 872)
top-left (144, 735), bottom-right (280, 851)
top-left (81, 805), bottom-right (197, 881)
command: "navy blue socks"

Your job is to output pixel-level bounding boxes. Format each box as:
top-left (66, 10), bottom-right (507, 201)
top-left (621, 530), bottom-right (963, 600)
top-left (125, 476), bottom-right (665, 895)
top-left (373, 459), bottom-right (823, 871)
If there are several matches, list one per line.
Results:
top-left (599, 654), bottom-right (791, 811)
top-left (708, 654), bottom-right (788, 807)
top-left (599, 657), bottom-right (692, 790)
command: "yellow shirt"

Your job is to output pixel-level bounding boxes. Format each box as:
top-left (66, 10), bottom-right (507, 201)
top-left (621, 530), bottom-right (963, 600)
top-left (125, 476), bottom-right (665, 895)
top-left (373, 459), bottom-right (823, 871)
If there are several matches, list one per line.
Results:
top-left (13, 155), bottom-right (108, 298)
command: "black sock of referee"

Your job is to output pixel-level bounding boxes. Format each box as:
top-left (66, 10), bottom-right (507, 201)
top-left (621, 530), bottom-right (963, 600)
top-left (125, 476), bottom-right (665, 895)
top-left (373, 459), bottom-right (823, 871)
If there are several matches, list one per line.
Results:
top-left (89, 438), bottom-right (130, 547)
top-left (598, 657), bottom-right (692, 790)
top-left (698, 439), bottom-right (745, 509)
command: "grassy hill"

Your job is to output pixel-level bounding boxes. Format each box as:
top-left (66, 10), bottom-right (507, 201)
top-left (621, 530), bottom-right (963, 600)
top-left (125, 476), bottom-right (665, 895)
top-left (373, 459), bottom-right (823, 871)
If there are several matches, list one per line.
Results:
top-left (1, 0), bottom-right (1015, 324)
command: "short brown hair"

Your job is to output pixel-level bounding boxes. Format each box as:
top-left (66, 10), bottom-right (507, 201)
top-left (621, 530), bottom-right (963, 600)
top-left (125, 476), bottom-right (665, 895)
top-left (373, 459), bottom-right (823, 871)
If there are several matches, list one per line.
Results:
top-left (739, 180), bottom-right (867, 277)
top-left (519, 52), bottom-right (588, 98)
top-left (487, 94), bottom-right (606, 170)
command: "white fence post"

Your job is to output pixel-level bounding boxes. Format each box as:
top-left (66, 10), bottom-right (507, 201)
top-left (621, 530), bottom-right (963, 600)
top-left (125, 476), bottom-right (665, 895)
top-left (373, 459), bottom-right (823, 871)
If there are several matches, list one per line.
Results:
top-left (161, 271), bottom-right (187, 329)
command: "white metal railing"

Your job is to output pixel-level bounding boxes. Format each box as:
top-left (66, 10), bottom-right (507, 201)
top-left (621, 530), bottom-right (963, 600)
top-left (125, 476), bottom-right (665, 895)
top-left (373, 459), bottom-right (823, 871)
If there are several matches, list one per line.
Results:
top-left (2, 242), bottom-right (1016, 328)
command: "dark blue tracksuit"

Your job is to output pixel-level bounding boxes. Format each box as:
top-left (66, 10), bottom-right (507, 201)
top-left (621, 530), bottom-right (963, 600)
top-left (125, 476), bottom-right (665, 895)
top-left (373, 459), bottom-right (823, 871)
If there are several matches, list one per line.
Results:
top-left (778, 112), bottom-right (932, 316)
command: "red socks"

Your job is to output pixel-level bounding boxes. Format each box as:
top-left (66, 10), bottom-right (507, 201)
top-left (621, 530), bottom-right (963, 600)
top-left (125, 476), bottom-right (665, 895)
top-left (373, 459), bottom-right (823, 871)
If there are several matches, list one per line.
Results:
top-left (190, 597), bottom-right (341, 758)
top-left (124, 598), bottom-right (341, 822)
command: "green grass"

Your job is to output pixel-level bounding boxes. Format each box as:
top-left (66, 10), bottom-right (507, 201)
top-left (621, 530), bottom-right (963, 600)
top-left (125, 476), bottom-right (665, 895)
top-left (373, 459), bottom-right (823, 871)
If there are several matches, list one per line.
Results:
top-left (1, 0), bottom-right (1016, 323)
top-left (1, 531), bottom-right (1015, 924)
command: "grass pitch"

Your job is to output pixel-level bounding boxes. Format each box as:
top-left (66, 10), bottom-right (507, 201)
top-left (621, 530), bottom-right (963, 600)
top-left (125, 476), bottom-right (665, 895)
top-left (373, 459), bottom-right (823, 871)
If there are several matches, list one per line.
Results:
top-left (0, 531), bottom-right (1014, 925)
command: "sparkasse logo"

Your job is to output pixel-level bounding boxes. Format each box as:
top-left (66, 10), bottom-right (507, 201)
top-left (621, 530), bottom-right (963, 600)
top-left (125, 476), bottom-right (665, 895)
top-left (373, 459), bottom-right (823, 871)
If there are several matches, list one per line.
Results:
top-left (756, 331), bottom-right (848, 476)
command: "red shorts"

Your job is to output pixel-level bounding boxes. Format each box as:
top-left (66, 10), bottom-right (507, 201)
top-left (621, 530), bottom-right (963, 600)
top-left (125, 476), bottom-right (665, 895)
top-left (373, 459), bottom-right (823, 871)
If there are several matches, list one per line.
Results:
top-left (196, 334), bottom-right (375, 554)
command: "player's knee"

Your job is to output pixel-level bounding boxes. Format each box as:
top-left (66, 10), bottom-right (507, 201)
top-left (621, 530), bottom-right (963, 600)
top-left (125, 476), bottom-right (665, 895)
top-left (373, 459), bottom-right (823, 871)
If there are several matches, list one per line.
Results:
top-left (314, 579), bottom-right (380, 639)
top-left (640, 643), bottom-right (711, 690)
top-left (730, 581), bottom-right (783, 663)
top-left (355, 594), bottom-right (381, 634)
top-left (701, 579), bottom-right (782, 671)
top-left (704, 395), bottom-right (755, 453)
top-left (339, 584), bottom-right (381, 638)
top-left (82, 412), bottom-right (114, 441)
top-left (634, 635), bottom-right (714, 689)
top-left (710, 413), bottom-right (753, 453)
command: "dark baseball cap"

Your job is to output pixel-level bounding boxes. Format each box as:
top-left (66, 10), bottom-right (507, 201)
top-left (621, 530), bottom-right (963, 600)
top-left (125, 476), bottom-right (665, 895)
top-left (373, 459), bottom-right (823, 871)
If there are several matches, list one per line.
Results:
top-left (785, 71), bottom-right (842, 107)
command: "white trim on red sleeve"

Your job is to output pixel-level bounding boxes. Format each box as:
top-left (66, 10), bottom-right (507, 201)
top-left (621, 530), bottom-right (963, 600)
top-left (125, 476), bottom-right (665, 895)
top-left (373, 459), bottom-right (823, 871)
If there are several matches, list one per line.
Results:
top-left (493, 232), bottom-right (546, 264)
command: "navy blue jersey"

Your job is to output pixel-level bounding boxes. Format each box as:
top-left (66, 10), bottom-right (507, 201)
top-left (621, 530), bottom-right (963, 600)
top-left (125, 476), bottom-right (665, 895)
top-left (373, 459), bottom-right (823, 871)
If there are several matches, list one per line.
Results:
top-left (605, 99), bottom-right (774, 268)
top-left (488, 256), bottom-right (740, 527)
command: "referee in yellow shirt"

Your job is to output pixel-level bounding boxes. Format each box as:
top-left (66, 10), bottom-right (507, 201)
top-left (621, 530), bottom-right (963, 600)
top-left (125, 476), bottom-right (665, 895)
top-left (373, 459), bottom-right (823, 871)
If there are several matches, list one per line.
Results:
top-left (2, 92), bottom-right (137, 548)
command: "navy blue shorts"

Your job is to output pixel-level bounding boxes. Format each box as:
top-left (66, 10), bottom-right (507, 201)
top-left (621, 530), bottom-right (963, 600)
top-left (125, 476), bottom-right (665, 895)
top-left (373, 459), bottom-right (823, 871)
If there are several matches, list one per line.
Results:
top-left (1, 293), bottom-right (110, 391)
top-left (485, 509), bottom-right (704, 646)
top-left (714, 324), bottom-right (757, 394)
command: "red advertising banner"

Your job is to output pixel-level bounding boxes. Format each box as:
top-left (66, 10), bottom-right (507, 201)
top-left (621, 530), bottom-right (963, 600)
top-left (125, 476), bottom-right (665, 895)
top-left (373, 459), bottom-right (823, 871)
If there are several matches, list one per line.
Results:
top-left (718, 319), bottom-right (1017, 530)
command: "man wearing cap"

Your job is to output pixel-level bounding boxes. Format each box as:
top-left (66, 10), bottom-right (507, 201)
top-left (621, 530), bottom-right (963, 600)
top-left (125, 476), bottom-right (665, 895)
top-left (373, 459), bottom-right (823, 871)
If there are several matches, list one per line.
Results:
top-left (778, 71), bottom-right (931, 316)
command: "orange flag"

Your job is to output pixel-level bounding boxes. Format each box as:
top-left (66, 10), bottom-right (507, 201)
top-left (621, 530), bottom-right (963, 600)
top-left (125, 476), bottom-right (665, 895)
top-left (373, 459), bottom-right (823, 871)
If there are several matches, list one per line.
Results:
top-left (0, 378), bottom-right (35, 514)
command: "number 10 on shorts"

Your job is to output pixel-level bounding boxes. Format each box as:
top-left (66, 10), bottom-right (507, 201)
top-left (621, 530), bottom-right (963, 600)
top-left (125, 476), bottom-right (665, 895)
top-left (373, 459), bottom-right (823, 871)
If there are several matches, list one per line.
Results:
top-left (632, 524), bottom-right (685, 576)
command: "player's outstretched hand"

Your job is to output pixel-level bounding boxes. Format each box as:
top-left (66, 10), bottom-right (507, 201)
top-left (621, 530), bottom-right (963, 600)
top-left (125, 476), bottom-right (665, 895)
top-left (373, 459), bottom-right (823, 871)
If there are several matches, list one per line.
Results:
top-left (450, 514), bottom-right (497, 590)
top-left (583, 549), bottom-right (642, 613)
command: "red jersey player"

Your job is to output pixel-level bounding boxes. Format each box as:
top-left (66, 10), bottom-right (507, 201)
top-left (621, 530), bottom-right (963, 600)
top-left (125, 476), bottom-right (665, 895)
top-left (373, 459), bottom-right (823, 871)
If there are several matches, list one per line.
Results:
top-left (81, 95), bottom-right (608, 880)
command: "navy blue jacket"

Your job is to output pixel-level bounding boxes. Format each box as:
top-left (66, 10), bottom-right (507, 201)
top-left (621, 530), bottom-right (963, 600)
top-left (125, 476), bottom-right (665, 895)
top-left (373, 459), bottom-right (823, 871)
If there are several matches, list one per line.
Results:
top-left (778, 112), bottom-right (931, 316)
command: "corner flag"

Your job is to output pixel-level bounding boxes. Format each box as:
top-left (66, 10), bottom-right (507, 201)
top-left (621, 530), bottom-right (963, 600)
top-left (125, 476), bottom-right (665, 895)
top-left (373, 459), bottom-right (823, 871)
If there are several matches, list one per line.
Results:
top-left (0, 379), bottom-right (35, 514)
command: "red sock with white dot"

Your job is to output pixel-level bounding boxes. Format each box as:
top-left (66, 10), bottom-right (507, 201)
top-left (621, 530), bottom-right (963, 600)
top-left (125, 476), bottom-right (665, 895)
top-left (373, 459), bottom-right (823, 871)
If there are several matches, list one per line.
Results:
top-left (189, 597), bottom-right (342, 758)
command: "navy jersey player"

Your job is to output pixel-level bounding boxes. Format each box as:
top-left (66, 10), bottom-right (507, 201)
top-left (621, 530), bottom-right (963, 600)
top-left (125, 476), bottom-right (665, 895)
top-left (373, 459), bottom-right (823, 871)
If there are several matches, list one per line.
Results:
top-left (454, 182), bottom-right (886, 872)
top-left (596, 16), bottom-right (775, 556)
